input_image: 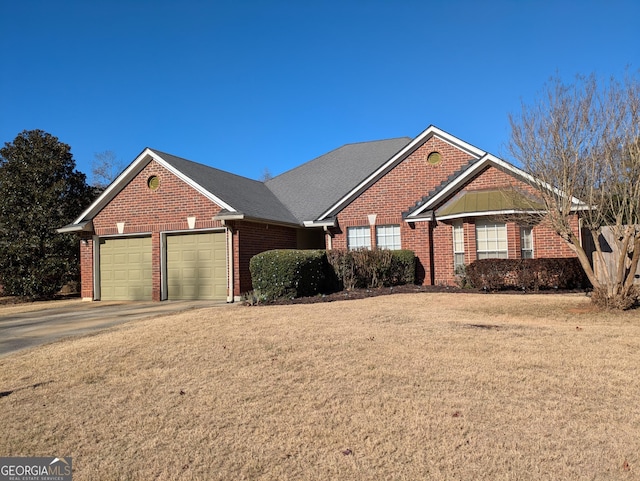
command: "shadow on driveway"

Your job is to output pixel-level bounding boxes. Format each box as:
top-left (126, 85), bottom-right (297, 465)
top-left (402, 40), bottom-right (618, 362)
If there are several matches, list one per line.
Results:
top-left (0, 300), bottom-right (229, 357)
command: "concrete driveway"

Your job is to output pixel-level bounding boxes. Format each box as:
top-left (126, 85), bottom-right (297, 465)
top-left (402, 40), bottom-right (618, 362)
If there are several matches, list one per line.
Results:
top-left (0, 299), bottom-right (228, 357)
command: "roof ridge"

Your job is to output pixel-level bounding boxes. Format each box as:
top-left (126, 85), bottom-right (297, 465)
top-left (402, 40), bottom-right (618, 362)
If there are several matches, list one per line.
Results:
top-left (149, 148), bottom-right (266, 185)
top-left (266, 137), bottom-right (411, 183)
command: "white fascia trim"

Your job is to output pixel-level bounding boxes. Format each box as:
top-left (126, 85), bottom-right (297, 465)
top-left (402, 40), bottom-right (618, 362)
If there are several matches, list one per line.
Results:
top-left (317, 126), bottom-right (485, 221)
top-left (427, 126), bottom-right (486, 158)
top-left (72, 148), bottom-right (236, 225)
top-left (303, 219), bottom-right (336, 228)
top-left (72, 149), bottom-right (153, 224)
top-left (407, 154), bottom-right (587, 219)
top-left (153, 151), bottom-right (236, 212)
top-left (57, 220), bottom-right (93, 233)
top-left (98, 231), bottom-right (154, 239)
top-left (435, 209), bottom-right (547, 222)
top-left (214, 213), bottom-right (245, 221)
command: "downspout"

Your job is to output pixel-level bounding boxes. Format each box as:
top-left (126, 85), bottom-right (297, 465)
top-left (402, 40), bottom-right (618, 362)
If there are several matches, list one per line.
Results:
top-left (428, 220), bottom-right (436, 285)
top-left (225, 223), bottom-right (234, 303)
top-left (92, 235), bottom-right (100, 301)
top-left (324, 226), bottom-right (332, 250)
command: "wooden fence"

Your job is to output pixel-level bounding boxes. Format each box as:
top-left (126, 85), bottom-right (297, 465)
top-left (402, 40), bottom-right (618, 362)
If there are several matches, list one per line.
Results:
top-left (582, 227), bottom-right (640, 285)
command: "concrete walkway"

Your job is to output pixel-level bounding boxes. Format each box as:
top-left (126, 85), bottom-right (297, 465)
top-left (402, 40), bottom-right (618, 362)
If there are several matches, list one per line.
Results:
top-left (0, 299), bottom-right (228, 357)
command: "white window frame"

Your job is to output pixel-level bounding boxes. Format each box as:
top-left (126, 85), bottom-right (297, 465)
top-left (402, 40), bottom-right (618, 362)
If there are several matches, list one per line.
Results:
top-left (347, 226), bottom-right (371, 250)
top-left (376, 224), bottom-right (401, 250)
top-left (452, 221), bottom-right (465, 271)
top-left (476, 221), bottom-right (508, 259)
top-left (520, 226), bottom-right (534, 259)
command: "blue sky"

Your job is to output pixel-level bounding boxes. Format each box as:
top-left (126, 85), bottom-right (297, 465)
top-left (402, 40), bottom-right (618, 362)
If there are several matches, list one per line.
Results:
top-left (1, 0), bottom-right (638, 183)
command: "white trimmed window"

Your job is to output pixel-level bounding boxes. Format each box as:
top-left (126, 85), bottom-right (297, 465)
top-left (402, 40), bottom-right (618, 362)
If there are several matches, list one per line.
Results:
top-left (452, 221), bottom-right (465, 271)
top-left (376, 225), bottom-right (401, 250)
top-left (520, 226), bottom-right (534, 259)
top-left (476, 221), bottom-right (508, 259)
top-left (347, 226), bottom-right (371, 250)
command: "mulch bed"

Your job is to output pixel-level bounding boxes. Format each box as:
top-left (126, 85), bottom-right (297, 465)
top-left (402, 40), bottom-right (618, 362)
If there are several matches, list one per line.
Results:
top-left (258, 284), bottom-right (590, 305)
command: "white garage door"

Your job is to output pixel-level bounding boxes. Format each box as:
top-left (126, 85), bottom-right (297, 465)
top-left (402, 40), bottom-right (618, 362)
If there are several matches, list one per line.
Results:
top-left (166, 232), bottom-right (227, 300)
top-left (100, 237), bottom-right (152, 301)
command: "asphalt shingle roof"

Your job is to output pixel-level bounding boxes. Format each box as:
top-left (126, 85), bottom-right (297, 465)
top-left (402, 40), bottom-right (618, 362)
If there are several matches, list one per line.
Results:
top-left (151, 149), bottom-right (300, 225)
top-left (265, 137), bottom-right (411, 222)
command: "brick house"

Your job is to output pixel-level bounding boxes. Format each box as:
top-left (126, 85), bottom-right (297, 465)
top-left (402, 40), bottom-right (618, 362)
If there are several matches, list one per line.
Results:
top-left (59, 125), bottom-right (583, 302)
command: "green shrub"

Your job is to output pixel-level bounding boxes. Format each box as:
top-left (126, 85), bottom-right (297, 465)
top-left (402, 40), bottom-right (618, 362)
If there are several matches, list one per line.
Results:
top-left (466, 258), bottom-right (589, 291)
top-left (389, 249), bottom-right (416, 285)
top-left (326, 249), bottom-right (415, 290)
top-left (249, 249), bottom-right (327, 300)
top-left (250, 249), bottom-right (417, 301)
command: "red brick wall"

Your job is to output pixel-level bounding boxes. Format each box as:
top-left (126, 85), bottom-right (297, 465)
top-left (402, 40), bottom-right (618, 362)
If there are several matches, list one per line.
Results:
top-left (230, 220), bottom-right (298, 295)
top-left (432, 217), bottom-right (577, 286)
top-left (85, 160), bottom-right (230, 300)
top-left (79, 232), bottom-right (94, 299)
top-left (332, 137), bottom-right (477, 284)
top-left (336, 137), bottom-right (475, 226)
top-left (331, 138), bottom-right (579, 286)
top-left (532, 215), bottom-right (579, 258)
top-left (82, 159), bottom-right (312, 301)
top-left (93, 161), bottom-right (224, 234)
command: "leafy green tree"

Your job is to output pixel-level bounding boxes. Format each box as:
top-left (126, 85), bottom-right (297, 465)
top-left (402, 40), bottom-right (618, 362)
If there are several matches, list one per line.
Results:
top-left (0, 130), bottom-right (96, 298)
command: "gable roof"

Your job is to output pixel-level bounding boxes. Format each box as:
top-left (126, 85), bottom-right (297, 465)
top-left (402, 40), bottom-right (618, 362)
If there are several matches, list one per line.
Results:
top-left (404, 153), bottom-right (587, 222)
top-left (154, 150), bottom-right (299, 224)
top-left (265, 137), bottom-right (411, 222)
top-left (69, 148), bottom-right (300, 228)
top-left (62, 124), bottom-right (584, 234)
top-left (313, 125), bottom-right (486, 221)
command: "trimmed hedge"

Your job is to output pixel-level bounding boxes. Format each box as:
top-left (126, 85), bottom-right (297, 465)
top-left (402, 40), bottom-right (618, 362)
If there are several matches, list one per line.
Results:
top-left (249, 249), bottom-right (328, 300)
top-left (326, 249), bottom-right (416, 291)
top-left (249, 249), bottom-right (417, 300)
top-left (465, 258), bottom-right (589, 291)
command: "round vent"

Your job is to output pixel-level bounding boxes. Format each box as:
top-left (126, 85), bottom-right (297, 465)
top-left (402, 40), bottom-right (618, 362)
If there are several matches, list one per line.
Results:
top-left (427, 151), bottom-right (442, 165)
top-left (147, 175), bottom-right (160, 190)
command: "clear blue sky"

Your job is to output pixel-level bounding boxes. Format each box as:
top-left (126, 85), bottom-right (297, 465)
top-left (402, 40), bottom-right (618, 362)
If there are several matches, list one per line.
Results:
top-left (1, 0), bottom-right (638, 183)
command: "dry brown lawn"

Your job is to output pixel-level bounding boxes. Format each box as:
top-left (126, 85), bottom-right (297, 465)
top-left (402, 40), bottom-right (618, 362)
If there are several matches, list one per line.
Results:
top-left (1, 292), bottom-right (639, 480)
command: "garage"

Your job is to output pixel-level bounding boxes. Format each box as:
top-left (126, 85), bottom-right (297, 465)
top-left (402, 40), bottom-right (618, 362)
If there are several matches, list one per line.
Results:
top-left (166, 232), bottom-right (227, 300)
top-left (99, 236), bottom-right (152, 300)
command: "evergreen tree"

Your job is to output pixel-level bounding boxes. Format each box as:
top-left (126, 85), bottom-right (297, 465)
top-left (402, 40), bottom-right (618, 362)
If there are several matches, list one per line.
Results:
top-left (0, 130), bottom-right (95, 298)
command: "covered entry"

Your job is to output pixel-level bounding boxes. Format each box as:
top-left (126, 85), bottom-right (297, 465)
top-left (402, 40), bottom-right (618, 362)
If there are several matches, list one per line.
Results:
top-left (99, 236), bottom-right (153, 300)
top-left (165, 231), bottom-right (227, 300)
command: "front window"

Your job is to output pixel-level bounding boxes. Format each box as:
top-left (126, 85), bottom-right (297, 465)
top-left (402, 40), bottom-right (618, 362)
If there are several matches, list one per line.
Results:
top-left (476, 221), bottom-right (508, 259)
top-left (347, 226), bottom-right (371, 250)
top-left (376, 225), bottom-right (401, 250)
top-left (452, 221), bottom-right (465, 270)
top-left (520, 226), bottom-right (534, 259)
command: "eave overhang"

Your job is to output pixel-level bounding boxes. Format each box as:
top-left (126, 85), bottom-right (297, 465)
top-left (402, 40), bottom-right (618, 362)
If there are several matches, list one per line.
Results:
top-left (405, 153), bottom-right (588, 221)
top-left (303, 219), bottom-right (337, 228)
top-left (214, 211), bottom-right (302, 229)
top-left (56, 220), bottom-right (93, 234)
top-left (69, 148), bottom-right (238, 228)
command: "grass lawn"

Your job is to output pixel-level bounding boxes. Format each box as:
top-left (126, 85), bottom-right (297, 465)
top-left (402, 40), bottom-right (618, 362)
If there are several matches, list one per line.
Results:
top-left (1, 292), bottom-right (639, 480)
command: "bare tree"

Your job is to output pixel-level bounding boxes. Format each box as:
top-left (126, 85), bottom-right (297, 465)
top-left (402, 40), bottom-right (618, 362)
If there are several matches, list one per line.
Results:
top-left (92, 150), bottom-right (126, 190)
top-left (260, 167), bottom-right (273, 182)
top-left (508, 73), bottom-right (640, 309)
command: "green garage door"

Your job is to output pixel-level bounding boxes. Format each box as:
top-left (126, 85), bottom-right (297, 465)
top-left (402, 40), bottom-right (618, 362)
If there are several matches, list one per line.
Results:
top-left (100, 237), bottom-right (152, 300)
top-left (166, 232), bottom-right (227, 300)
